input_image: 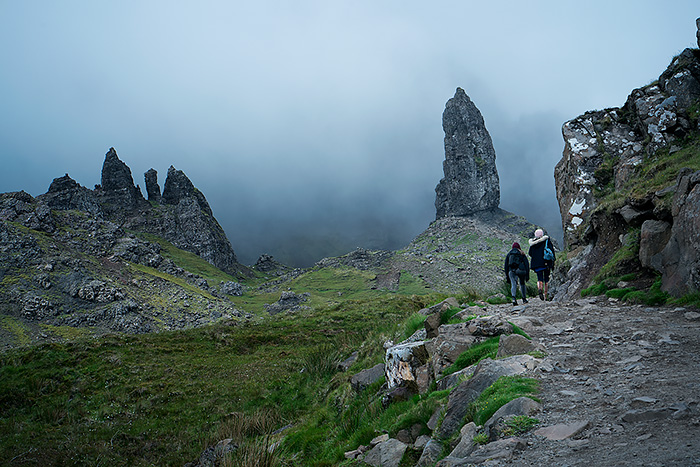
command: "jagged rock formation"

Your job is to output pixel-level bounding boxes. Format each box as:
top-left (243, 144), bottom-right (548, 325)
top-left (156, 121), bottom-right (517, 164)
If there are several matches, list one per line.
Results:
top-left (554, 40), bottom-right (700, 299)
top-left (0, 147), bottom-right (251, 347)
top-left (435, 88), bottom-right (500, 218)
top-left (98, 147), bottom-right (149, 215)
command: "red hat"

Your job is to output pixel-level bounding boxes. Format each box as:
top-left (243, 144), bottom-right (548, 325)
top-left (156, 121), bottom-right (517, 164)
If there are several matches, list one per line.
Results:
top-left (512, 242), bottom-right (520, 249)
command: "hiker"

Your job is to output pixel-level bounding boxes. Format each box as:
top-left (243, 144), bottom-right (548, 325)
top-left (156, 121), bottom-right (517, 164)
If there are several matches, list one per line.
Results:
top-left (528, 228), bottom-right (555, 300)
top-left (504, 242), bottom-right (529, 305)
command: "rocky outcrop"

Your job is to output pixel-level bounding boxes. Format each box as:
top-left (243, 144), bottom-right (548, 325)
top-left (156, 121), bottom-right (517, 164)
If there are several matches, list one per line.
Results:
top-left (554, 43), bottom-right (700, 299)
top-left (98, 147), bottom-right (149, 214)
top-left (162, 165), bottom-right (212, 216)
top-left (41, 174), bottom-right (102, 216)
top-left (144, 168), bottom-right (161, 203)
top-left (435, 88), bottom-right (500, 219)
top-left (657, 169), bottom-right (700, 295)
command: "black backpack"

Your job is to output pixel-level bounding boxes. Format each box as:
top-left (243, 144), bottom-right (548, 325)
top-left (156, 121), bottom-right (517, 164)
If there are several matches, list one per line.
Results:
top-left (508, 252), bottom-right (521, 270)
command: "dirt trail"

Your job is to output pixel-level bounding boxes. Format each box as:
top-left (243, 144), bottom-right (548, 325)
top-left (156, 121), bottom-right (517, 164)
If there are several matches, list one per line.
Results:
top-left (492, 297), bottom-right (700, 466)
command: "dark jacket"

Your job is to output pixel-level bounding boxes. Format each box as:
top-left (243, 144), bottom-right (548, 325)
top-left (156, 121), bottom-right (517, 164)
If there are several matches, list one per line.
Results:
top-left (528, 235), bottom-right (555, 270)
top-left (504, 248), bottom-right (529, 280)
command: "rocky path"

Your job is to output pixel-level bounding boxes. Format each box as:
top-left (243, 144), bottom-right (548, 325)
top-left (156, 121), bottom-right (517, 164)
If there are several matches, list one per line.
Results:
top-left (500, 297), bottom-right (700, 466)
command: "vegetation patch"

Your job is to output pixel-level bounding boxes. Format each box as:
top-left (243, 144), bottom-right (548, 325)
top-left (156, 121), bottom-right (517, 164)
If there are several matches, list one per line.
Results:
top-left (467, 376), bottom-right (540, 426)
top-left (0, 315), bottom-right (31, 347)
top-left (442, 337), bottom-right (499, 376)
top-left (501, 415), bottom-right (539, 436)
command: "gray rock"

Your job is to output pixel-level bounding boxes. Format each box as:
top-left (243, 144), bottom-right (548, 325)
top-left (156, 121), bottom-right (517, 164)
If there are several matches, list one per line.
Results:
top-left (144, 168), bottom-right (161, 202)
top-left (484, 396), bottom-right (541, 441)
top-left (435, 87), bottom-right (500, 219)
top-left (99, 147), bottom-right (148, 213)
top-left (639, 219), bottom-right (672, 271)
top-left (448, 422), bottom-right (477, 458)
top-left (40, 174), bottom-right (102, 217)
top-left (534, 420), bottom-right (590, 440)
top-left (660, 170), bottom-right (700, 296)
top-left (385, 340), bottom-right (430, 392)
top-left (438, 437), bottom-right (526, 466)
top-left (350, 363), bottom-right (385, 392)
top-left (264, 291), bottom-right (309, 315)
top-left (621, 408), bottom-right (672, 423)
top-left (496, 333), bottom-right (535, 358)
top-left (220, 281), bottom-right (244, 296)
top-left (338, 351), bottom-right (358, 372)
top-left (362, 438), bottom-right (407, 467)
top-left (416, 439), bottom-right (443, 467)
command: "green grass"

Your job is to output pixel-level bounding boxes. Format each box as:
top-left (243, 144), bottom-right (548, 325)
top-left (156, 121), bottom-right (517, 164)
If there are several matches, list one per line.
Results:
top-left (134, 232), bottom-right (243, 285)
top-left (442, 337), bottom-right (500, 376)
top-left (0, 315), bottom-right (32, 346)
top-left (467, 376), bottom-right (540, 426)
top-left (0, 294), bottom-right (435, 466)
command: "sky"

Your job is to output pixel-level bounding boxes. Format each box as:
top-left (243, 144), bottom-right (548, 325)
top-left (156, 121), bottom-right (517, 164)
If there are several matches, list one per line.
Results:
top-left (1, 2), bottom-right (698, 266)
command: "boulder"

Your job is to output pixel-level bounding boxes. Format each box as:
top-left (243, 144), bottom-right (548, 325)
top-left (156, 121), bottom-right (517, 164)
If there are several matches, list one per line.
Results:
top-left (639, 219), bottom-right (672, 270)
top-left (496, 334), bottom-right (535, 358)
top-left (385, 340), bottom-right (430, 392)
top-left (484, 396), bottom-right (542, 441)
top-left (447, 422), bottom-right (478, 458)
top-left (416, 439), bottom-right (443, 467)
top-left (350, 363), bottom-right (385, 392)
top-left (427, 323), bottom-right (479, 378)
top-left (362, 438), bottom-right (407, 467)
top-left (435, 88), bottom-right (500, 218)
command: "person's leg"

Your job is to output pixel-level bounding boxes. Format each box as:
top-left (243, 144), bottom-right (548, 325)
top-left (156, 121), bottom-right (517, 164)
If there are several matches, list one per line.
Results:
top-left (543, 269), bottom-right (551, 300)
top-left (509, 270), bottom-right (518, 304)
top-left (519, 277), bottom-right (528, 302)
top-left (536, 270), bottom-right (545, 300)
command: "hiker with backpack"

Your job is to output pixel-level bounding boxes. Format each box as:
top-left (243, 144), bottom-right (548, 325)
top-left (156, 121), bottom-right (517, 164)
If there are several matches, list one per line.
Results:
top-left (504, 242), bottom-right (529, 306)
top-left (528, 228), bottom-right (555, 301)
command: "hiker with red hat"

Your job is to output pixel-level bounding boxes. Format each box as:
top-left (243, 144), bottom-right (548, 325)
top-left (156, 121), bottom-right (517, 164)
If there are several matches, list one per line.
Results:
top-left (504, 242), bottom-right (529, 306)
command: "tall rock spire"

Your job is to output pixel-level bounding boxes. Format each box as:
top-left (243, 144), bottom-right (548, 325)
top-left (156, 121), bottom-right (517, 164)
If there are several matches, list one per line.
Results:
top-left (435, 88), bottom-right (500, 219)
top-left (99, 147), bottom-right (147, 213)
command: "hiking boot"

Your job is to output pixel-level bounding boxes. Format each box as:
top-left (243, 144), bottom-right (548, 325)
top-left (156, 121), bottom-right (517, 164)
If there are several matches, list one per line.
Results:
top-left (538, 290), bottom-right (544, 300)
top-left (512, 299), bottom-right (518, 306)
top-left (523, 299), bottom-right (528, 304)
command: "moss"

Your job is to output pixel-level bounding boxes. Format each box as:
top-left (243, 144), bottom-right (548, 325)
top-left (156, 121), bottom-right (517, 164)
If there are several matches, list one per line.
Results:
top-left (0, 316), bottom-right (32, 346)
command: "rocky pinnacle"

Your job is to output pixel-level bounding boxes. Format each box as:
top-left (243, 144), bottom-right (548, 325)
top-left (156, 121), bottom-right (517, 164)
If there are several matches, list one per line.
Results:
top-left (435, 88), bottom-right (500, 219)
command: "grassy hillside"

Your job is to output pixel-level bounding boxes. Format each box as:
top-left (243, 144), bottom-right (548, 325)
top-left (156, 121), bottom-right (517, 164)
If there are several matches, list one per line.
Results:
top-left (1, 294), bottom-right (442, 465)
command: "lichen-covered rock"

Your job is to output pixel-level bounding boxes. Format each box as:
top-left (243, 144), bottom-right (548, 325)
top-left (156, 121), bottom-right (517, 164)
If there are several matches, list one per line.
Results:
top-left (554, 46), bottom-right (700, 299)
top-left (435, 87), bottom-right (500, 218)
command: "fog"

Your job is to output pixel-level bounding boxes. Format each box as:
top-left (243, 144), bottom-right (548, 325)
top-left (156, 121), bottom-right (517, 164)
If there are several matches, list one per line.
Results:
top-left (1, 2), bottom-right (697, 266)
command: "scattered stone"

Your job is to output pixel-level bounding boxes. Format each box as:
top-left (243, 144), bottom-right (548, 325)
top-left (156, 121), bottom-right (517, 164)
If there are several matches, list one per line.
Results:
top-left (534, 420), bottom-right (590, 440)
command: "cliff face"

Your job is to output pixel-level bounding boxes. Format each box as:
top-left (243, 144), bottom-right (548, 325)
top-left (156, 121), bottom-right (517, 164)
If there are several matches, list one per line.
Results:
top-left (554, 39), bottom-right (700, 299)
